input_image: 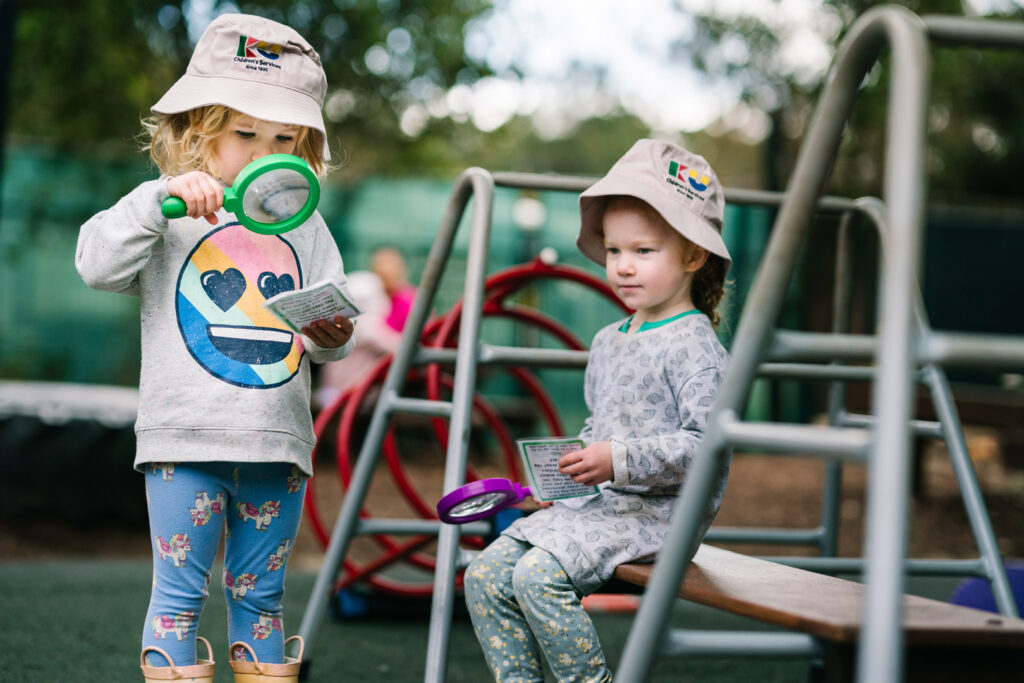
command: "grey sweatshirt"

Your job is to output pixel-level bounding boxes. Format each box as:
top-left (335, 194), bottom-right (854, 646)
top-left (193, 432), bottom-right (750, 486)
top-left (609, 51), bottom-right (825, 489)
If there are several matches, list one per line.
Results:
top-left (503, 312), bottom-right (729, 593)
top-left (76, 178), bottom-right (353, 476)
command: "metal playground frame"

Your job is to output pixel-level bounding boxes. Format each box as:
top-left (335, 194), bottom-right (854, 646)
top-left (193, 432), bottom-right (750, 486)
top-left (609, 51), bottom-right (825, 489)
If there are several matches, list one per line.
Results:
top-left (295, 6), bottom-right (1024, 682)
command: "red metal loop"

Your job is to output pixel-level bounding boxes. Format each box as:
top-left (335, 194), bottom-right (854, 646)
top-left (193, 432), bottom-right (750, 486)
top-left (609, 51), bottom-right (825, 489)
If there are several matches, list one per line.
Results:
top-left (303, 257), bottom-right (627, 595)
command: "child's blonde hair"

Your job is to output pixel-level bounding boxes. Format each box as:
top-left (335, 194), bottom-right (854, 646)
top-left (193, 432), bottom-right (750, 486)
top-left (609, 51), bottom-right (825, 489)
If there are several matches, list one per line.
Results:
top-left (604, 196), bottom-right (728, 328)
top-left (140, 105), bottom-right (327, 178)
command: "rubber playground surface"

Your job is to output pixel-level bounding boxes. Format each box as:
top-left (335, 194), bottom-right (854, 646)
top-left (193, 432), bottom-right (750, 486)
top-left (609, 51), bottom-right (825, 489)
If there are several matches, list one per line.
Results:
top-left (1, 443), bottom-right (1018, 681)
top-left (1, 557), bottom-right (840, 682)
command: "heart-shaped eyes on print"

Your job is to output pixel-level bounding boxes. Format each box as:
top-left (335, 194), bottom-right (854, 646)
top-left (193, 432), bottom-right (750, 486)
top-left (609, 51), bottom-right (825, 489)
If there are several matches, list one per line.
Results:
top-left (257, 272), bottom-right (296, 300)
top-left (200, 268), bottom-right (247, 312)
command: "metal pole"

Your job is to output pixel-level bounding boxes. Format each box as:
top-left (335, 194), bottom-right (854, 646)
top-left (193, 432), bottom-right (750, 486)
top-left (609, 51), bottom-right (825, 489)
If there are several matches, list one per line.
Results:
top-left (923, 364), bottom-right (1019, 617)
top-left (854, 8), bottom-right (930, 682)
top-left (294, 168), bottom-right (481, 668)
top-left (424, 168), bottom-right (495, 683)
top-left (822, 211), bottom-right (856, 557)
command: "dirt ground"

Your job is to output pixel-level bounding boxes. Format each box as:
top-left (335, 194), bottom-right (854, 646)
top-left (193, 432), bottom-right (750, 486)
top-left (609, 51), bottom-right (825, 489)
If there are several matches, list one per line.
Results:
top-left (3, 423), bottom-right (1022, 580)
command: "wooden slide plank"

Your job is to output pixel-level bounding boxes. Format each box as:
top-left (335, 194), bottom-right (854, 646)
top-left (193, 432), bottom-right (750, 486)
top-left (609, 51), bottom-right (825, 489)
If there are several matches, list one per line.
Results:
top-left (613, 544), bottom-right (1024, 648)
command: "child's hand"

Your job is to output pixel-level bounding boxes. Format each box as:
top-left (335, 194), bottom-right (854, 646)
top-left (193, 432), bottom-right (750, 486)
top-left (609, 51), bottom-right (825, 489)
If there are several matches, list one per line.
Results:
top-left (166, 171), bottom-right (224, 225)
top-left (558, 441), bottom-right (613, 486)
top-left (301, 316), bottom-right (354, 348)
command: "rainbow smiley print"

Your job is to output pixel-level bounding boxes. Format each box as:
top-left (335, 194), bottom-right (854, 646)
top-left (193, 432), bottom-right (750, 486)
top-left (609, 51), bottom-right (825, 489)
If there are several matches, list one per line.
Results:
top-left (176, 223), bottom-right (304, 388)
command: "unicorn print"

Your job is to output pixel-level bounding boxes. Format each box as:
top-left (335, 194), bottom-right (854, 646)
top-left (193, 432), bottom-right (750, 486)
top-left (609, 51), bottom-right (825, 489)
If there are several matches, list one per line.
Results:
top-left (236, 500), bottom-right (281, 530)
top-left (251, 612), bottom-right (283, 640)
top-left (266, 538), bottom-right (292, 571)
top-left (189, 490), bottom-right (226, 526)
top-left (224, 569), bottom-right (258, 600)
top-left (151, 611), bottom-right (195, 640)
top-left (155, 533), bottom-right (191, 567)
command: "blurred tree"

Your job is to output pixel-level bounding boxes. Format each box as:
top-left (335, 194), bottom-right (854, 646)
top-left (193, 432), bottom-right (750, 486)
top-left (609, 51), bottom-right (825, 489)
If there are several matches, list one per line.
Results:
top-left (8, 0), bottom-right (184, 153)
top-left (7, 0), bottom-right (494, 176)
top-left (681, 0), bottom-right (1024, 205)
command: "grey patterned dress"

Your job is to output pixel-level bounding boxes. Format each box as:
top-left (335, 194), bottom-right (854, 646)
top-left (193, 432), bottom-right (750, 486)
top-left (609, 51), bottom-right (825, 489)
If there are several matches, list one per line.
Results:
top-left (503, 311), bottom-right (730, 594)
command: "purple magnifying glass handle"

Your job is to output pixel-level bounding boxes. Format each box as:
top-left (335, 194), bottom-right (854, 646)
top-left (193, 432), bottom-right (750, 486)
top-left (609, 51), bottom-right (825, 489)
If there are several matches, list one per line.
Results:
top-left (436, 478), bottom-right (532, 524)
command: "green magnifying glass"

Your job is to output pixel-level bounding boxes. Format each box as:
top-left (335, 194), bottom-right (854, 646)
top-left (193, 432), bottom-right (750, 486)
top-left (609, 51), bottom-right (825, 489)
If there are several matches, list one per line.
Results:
top-left (160, 153), bottom-right (321, 235)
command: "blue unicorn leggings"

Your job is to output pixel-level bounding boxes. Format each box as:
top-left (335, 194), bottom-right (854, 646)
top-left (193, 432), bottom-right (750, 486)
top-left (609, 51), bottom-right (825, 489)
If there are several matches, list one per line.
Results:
top-left (142, 461), bottom-right (306, 667)
top-left (464, 536), bottom-right (613, 683)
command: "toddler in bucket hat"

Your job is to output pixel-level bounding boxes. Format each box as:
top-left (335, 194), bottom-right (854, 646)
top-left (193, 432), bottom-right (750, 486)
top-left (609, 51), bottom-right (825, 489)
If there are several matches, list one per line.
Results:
top-left (462, 140), bottom-right (733, 683)
top-left (152, 13), bottom-right (330, 160)
top-left (577, 138), bottom-right (731, 272)
top-left (77, 11), bottom-right (355, 682)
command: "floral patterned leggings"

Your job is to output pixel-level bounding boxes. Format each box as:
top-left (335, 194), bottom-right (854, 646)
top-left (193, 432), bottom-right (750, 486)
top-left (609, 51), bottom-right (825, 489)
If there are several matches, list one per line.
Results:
top-left (464, 535), bottom-right (613, 683)
top-left (142, 461), bottom-right (306, 668)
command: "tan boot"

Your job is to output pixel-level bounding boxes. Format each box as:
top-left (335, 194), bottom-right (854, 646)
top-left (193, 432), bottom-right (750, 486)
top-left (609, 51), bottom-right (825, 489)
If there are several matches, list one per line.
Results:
top-left (141, 636), bottom-right (215, 682)
top-left (229, 635), bottom-right (304, 683)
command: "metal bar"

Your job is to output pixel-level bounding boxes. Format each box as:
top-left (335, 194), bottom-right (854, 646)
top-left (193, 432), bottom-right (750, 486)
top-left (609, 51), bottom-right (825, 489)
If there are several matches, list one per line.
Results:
top-left (478, 345), bottom-right (589, 367)
top-left (414, 344), bottom-right (589, 368)
top-left (704, 527), bottom-right (825, 545)
top-left (821, 210), bottom-right (857, 557)
top-left (295, 167), bottom-right (481, 665)
top-left (424, 168), bottom-right (496, 683)
top-left (756, 362), bottom-right (875, 381)
top-left (839, 412), bottom-right (943, 438)
top-left (725, 189), bottom-right (858, 212)
top-left (491, 171), bottom-right (861, 213)
top-left (388, 396), bottom-right (452, 418)
top-left (662, 630), bottom-right (823, 659)
top-left (767, 556), bottom-right (987, 576)
top-left (924, 15), bottom-right (1024, 48)
top-left (720, 419), bottom-right (870, 459)
top-left (855, 7), bottom-right (930, 682)
top-left (922, 331), bottom-right (1024, 368)
top-left (492, 171), bottom-right (593, 192)
top-left (354, 518), bottom-right (490, 536)
top-left (768, 330), bottom-right (877, 362)
top-left (922, 365), bottom-right (1019, 616)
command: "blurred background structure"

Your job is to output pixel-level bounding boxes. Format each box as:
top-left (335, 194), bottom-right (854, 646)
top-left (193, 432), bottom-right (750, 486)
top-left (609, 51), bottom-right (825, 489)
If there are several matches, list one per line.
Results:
top-left (4, 0), bottom-right (1024, 551)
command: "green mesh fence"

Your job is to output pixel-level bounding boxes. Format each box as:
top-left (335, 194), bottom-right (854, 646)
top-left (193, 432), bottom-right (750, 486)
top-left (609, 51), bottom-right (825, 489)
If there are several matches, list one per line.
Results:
top-left (0, 145), bottom-right (777, 429)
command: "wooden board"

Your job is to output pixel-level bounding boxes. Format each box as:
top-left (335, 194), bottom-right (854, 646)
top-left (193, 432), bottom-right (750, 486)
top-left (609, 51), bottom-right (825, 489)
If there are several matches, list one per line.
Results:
top-left (613, 544), bottom-right (1024, 648)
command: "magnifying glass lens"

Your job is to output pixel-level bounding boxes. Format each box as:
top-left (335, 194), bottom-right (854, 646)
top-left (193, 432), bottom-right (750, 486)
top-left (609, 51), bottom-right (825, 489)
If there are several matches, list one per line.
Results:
top-left (243, 168), bottom-right (310, 224)
top-left (447, 491), bottom-right (511, 518)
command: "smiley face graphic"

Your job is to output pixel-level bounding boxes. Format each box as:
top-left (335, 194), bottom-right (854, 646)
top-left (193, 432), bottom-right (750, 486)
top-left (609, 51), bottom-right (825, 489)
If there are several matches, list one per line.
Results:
top-left (176, 223), bottom-right (305, 388)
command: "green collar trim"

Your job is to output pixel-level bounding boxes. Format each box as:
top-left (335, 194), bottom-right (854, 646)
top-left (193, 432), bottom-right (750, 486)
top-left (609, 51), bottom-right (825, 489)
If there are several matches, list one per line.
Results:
top-left (618, 309), bottom-right (700, 333)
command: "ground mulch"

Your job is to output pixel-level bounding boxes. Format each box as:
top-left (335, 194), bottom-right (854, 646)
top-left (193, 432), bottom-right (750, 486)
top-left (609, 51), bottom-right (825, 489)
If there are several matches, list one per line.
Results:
top-left (5, 425), bottom-right (1020, 579)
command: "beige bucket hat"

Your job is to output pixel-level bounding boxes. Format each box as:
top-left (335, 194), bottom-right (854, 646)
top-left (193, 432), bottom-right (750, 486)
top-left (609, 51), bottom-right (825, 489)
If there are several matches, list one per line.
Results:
top-left (152, 13), bottom-right (330, 160)
top-left (577, 139), bottom-right (731, 272)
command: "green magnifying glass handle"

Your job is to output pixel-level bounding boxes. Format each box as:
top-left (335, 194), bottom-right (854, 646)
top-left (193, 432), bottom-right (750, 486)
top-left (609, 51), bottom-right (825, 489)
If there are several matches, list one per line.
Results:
top-left (161, 190), bottom-right (238, 219)
top-left (161, 196), bottom-right (187, 219)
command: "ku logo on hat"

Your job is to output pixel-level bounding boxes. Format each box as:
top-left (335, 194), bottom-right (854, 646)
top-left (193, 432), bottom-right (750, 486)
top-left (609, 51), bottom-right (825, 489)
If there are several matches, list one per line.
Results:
top-left (668, 161), bottom-right (710, 192)
top-left (237, 36), bottom-right (282, 60)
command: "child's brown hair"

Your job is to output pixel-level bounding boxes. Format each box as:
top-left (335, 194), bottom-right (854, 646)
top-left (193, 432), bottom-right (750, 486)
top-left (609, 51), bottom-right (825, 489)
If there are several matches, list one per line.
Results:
top-left (140, 105), bottom-right (326, 178)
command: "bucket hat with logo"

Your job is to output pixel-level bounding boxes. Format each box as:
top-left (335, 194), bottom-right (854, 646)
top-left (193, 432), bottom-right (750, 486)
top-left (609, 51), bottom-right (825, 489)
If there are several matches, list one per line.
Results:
top-left (577, 139), bottom-right (731, 272)
top-left (152, 13), bottom-right (330, 160)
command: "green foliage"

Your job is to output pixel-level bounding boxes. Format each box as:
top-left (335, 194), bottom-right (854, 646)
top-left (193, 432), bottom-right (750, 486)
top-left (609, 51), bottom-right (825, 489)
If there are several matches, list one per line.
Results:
top-left (685, 0), bottom-right (1024, 203)
top-left (9, 1), bottom-right (185, 154)
top-left (10, 0), bottom-right (1024, 202)
top-left (8, 0), bottom-right (493, 164)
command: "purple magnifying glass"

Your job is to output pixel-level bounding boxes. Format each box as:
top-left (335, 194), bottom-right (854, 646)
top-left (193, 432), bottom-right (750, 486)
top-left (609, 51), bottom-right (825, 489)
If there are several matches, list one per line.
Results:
top-left (436, 478), bottom-right (532, 524)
